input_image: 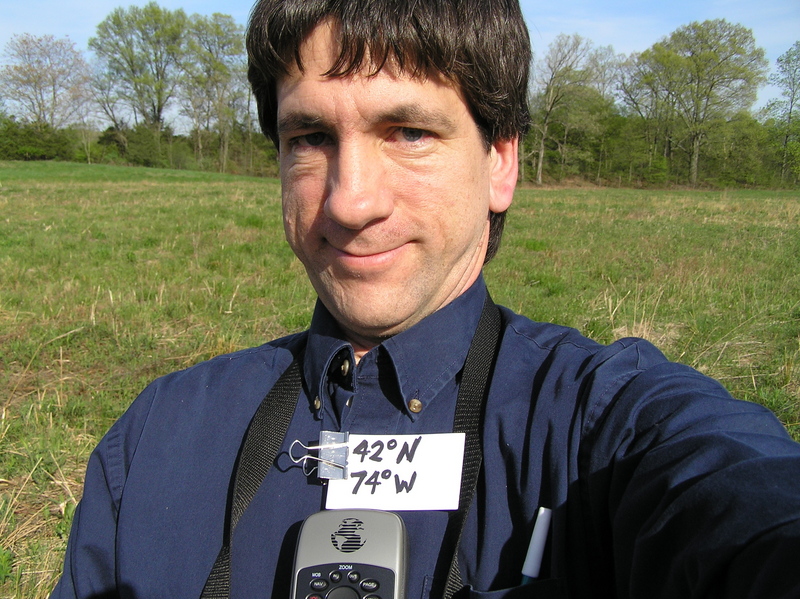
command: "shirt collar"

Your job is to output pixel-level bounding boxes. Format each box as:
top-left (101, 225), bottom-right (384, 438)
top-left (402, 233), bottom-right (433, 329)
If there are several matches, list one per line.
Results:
top-left (303, 276), bottom-right (488, 421)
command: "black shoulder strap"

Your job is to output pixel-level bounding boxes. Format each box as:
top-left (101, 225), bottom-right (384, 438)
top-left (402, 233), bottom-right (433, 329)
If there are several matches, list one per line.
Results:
top-left (201, 295), bottom-right (502, 599)
top-left (440, 296), bottom-right (502, 599)
top-left (201, 357), bottom-right (302, 599)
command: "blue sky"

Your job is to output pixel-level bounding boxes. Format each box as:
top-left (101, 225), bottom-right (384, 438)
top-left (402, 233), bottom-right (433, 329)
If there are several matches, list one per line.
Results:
top-left (1, 0), bottom-right (797, 106)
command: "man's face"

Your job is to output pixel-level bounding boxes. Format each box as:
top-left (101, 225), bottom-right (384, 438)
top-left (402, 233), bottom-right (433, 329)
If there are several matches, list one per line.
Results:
top-left (277, 23), bottom-right (517, 355)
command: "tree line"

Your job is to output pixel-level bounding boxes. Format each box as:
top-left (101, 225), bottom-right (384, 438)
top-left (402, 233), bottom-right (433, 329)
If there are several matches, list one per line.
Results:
top-left (0, 3), bottom-right (277, 176)
top-left (1, 3), bottom-right (798, 187)
top-left (524, 22), bottom-right (799, 187)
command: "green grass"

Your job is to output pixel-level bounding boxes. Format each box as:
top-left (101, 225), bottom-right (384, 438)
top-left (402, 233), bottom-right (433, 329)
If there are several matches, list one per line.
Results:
top-left (1, 161), bottom-right (799, 596)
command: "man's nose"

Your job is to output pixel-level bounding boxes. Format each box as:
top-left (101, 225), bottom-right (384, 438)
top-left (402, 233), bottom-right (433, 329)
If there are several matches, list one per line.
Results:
top-left (324, 141), bottom-right (393, 230)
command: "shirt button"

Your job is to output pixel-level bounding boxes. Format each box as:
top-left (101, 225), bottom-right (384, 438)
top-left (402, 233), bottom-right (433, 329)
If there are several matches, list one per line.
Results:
top-left (407, 398), bottom-right (423, 413)
top-left (340, 358), bottom-right (351, 377)
top-left (314, 396), bottom-right (321, 410)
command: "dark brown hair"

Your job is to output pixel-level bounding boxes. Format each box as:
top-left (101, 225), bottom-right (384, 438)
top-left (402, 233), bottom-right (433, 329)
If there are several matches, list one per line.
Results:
top-left (247, 0), bottom-right (531, 261)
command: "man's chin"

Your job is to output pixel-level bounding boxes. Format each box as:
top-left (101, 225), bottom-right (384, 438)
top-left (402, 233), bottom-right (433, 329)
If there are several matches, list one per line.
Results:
top-left (323, 298), bottom-right (423, 347)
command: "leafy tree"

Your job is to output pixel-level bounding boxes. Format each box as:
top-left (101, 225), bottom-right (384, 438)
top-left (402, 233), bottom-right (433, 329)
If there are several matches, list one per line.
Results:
top-left (0, 115), bottom-right (75, 160)
top-left (768, 41), bottom-right (800, 183)
top-left (788, 140), bottom-right (800, 180)
top-left (125, 122), bottom-right (167, 167)
top-left (618, 52), bottom-right (680, 181)
top-left (638, 20), bottom-right (768, 186)
top-left (0, 34), bottom-right (90, 129)
top-left (527, 36), bottom-right (624, 185)
top-left (704, 113), bottom-right (774, 186)
top-left (180, 13), bottom-right (247, 172)
top-left (97, 125), bottom-right (129, 161)
top-left (546, 85), bottom-right (615, 182)
top-left (91, 63), bottom-right (129, 132)
top-left (90, 2), bottom-right (188, 128)
top-left (604, 115), bottom-right (667, 186)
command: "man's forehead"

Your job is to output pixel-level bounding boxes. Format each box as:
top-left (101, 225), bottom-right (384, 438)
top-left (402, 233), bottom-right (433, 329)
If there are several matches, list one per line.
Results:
top-left (289, 20), bottom-right (341, 77)
top-left (273, 19), bottom-right (482, 145)
top-left (282, 19), bottom-right (446, 92)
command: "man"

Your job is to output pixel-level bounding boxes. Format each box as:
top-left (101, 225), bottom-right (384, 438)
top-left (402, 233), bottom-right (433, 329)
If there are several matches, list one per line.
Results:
top-left (53, 1), bottom-right (800, 598)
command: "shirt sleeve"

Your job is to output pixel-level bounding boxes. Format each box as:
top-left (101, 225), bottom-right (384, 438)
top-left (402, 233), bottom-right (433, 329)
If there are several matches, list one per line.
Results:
top-left (50, 384), bottom-right (157, 599)
top-left (579, 340), bottom-right (800, 598)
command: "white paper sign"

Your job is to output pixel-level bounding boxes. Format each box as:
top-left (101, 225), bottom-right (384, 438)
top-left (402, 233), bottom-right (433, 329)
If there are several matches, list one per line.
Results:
top-left (325, 433), bottom-right (465, 511)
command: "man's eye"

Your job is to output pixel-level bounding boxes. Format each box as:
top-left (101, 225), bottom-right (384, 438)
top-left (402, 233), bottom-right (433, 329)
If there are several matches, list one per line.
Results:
top-left (399, 128), bottom-right (426, 142)
top-left (293, 132), bottom-right (329, 147)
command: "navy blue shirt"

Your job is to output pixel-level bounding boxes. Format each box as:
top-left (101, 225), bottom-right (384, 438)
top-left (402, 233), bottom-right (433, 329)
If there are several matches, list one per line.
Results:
top-left (52, 277), bottom-right (800, 598)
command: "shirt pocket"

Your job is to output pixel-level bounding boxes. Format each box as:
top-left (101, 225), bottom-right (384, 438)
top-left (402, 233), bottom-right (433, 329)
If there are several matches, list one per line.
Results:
top-left (457, 579), bottom-right (566, 599)
top-left (421, 576), bottom-right (566, 599)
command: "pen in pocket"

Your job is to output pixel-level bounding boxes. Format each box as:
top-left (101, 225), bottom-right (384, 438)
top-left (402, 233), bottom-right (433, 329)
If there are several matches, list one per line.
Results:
top-left (521, 506), bottom-right (552, 584)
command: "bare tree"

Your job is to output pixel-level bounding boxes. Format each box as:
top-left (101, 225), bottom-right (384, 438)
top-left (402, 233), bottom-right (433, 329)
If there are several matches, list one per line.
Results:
top-left (90, 61), bottom-right (129, 132)
top-left (530, 34), bottom-right (594, 184)
top-left (0, 34), bottom-right (91, 129)
top-left (180, 13), bottom-right (246, 172)
top-left (618, 52), bottom-right (680, 175)
top-left (586, 45), bottom-right (621, 101)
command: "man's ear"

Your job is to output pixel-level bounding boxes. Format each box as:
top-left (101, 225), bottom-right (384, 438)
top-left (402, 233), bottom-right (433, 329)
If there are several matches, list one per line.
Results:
top-left (489, 137), bottom-right (519, 214)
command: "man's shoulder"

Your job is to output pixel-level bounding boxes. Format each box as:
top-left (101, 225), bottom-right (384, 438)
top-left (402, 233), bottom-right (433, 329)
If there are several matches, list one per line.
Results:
top-left (97, 330), bottom-right (309, 465)
top-left (496, 305), bottom-right (704, 420)
top-left (115, 330), bottom-right (309, 431)
top-left (153, 330), bottom-right (307, 390)
top-left (498, 305), bottom-right (669, 370)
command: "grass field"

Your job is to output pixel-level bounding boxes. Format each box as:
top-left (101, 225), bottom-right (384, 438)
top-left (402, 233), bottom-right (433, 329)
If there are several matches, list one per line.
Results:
top-left (1, 160), bottom-right (799, 596)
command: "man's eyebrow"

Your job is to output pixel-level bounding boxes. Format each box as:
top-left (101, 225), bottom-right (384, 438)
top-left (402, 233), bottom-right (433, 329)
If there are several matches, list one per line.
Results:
top-left (277, 105), bottom-right (459, 136)
top-left (374, 104), bottom-right (458, 132)
top-left (277, 112), bottom-right (331, 136)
